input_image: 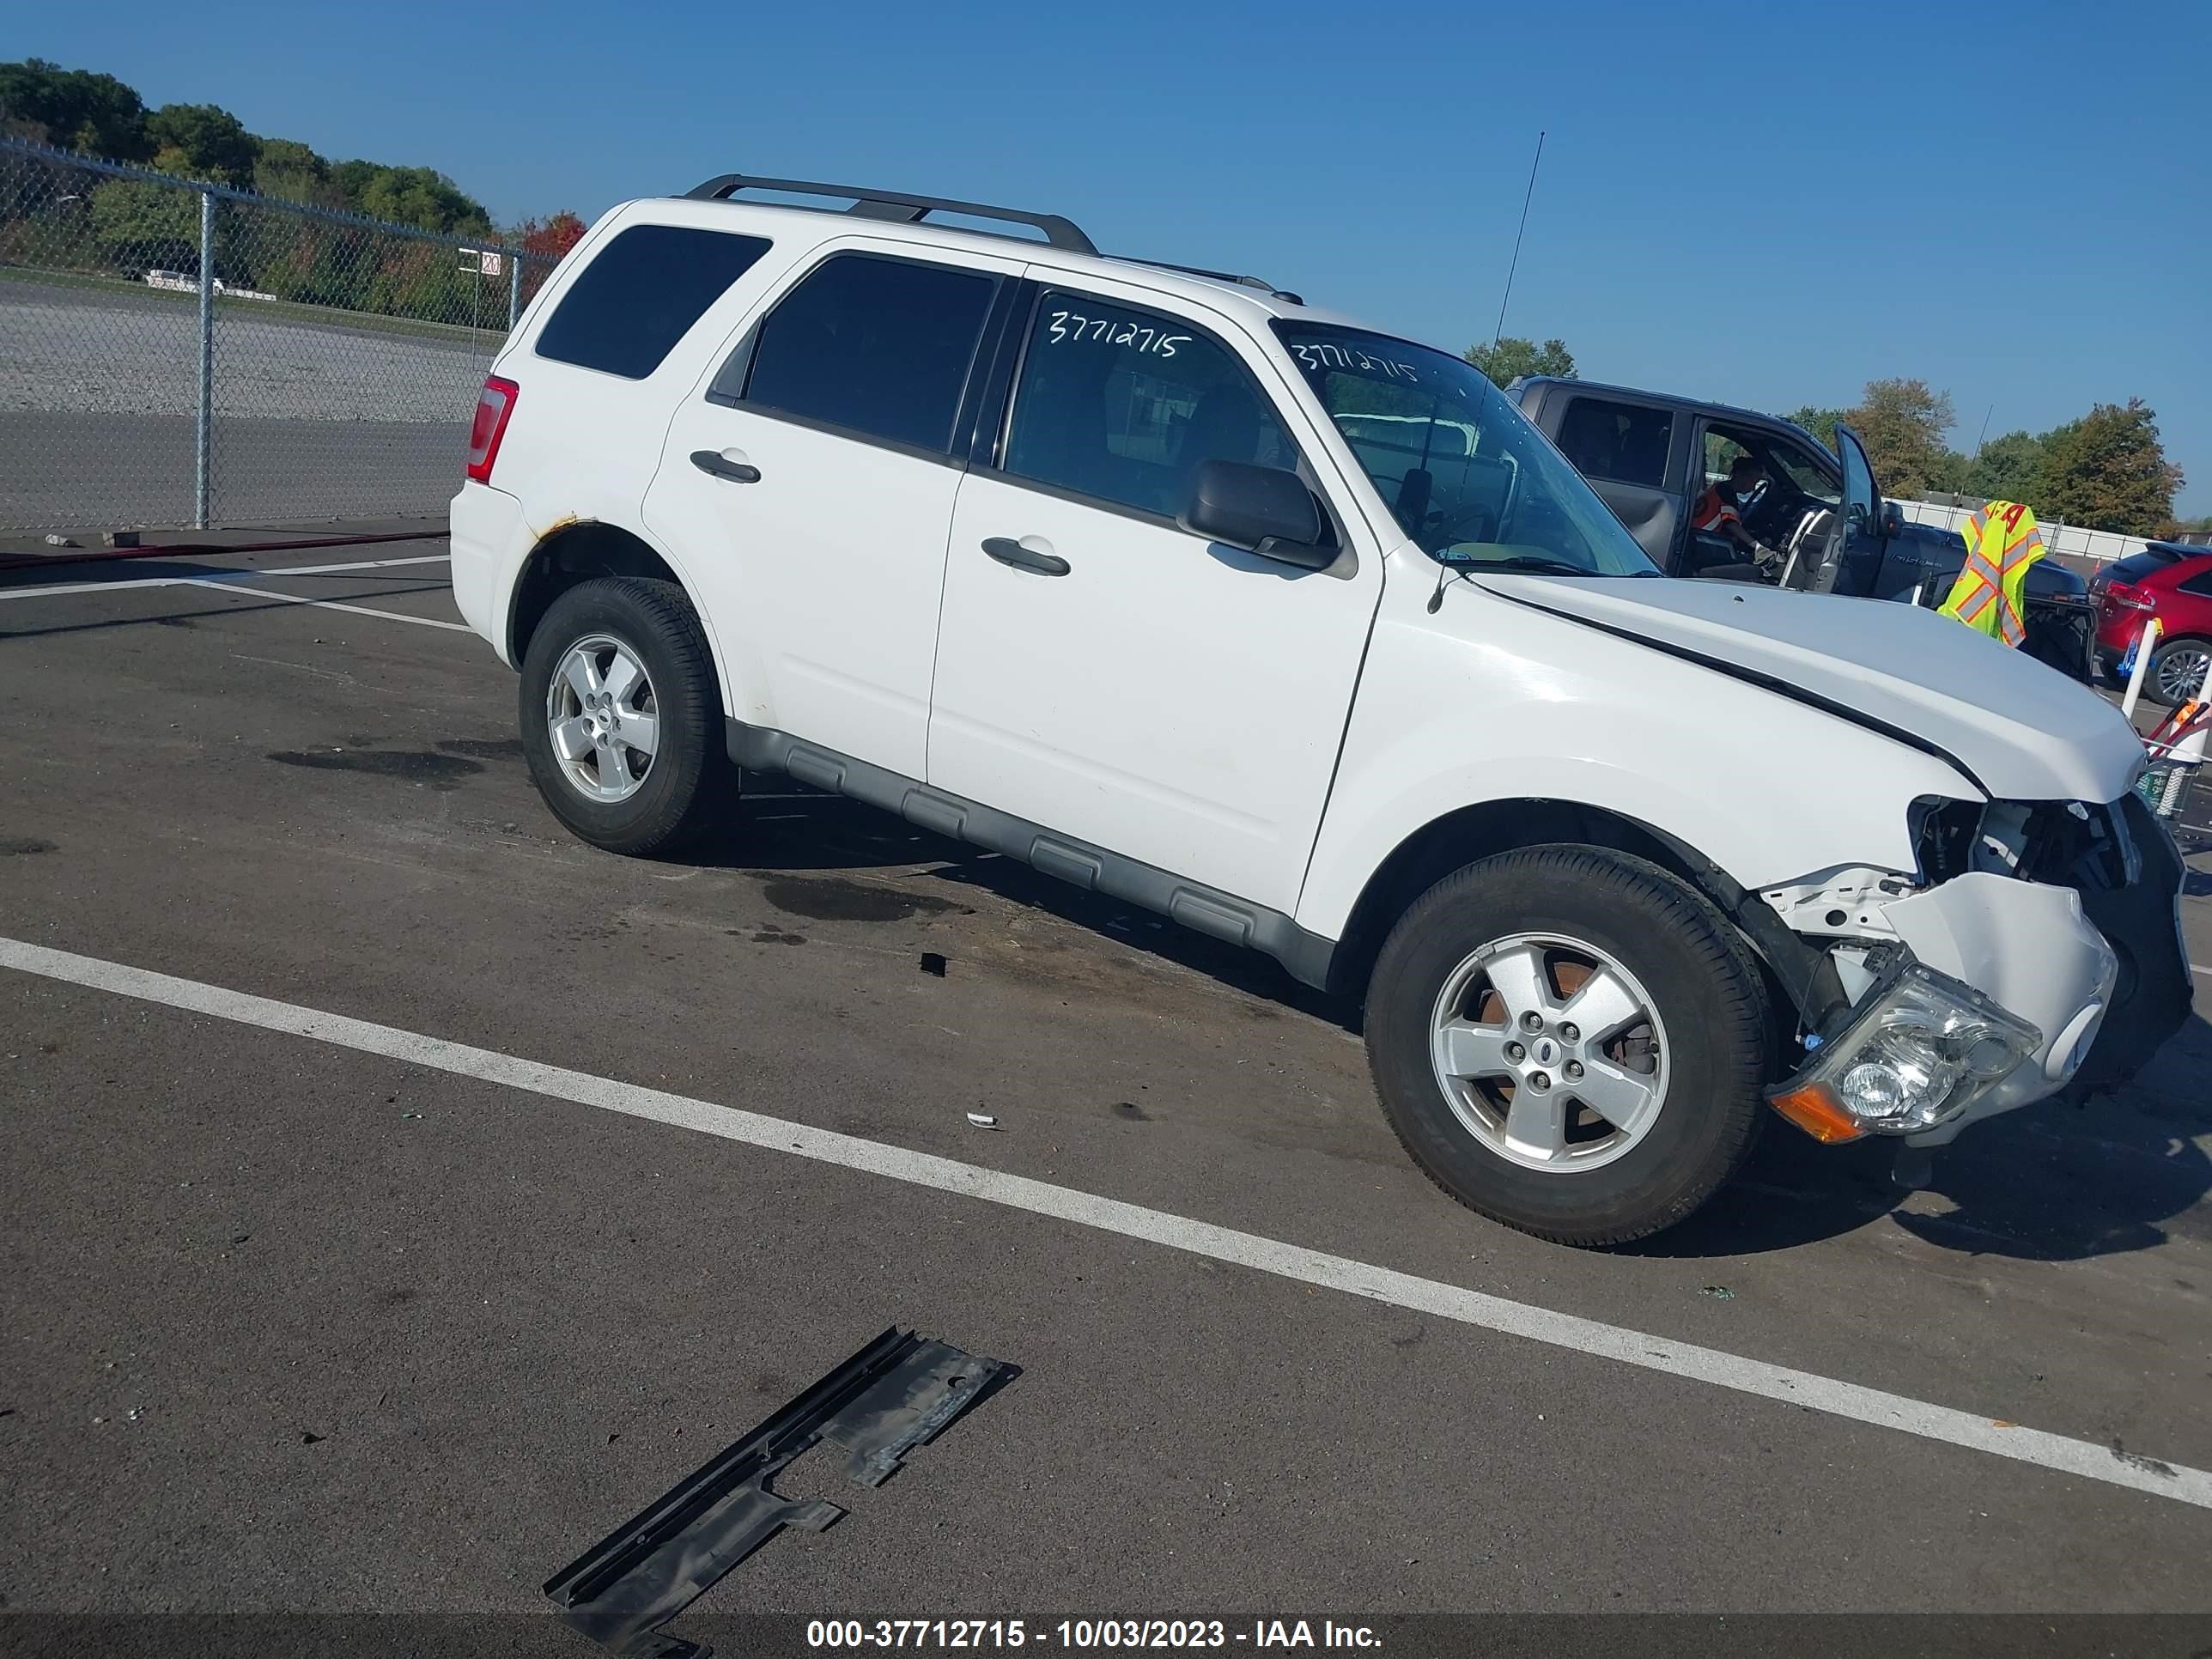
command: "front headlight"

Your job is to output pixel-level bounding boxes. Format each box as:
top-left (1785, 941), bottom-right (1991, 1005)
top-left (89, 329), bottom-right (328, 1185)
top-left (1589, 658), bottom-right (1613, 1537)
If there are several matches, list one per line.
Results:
top-left (1770, 963), bottom-right (2043, 1141)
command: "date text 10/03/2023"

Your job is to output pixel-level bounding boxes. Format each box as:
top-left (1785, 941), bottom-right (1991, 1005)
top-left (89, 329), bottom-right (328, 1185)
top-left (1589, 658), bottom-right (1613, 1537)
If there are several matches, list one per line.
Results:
top-left (806, 1620), bottom-right (1382, 1650)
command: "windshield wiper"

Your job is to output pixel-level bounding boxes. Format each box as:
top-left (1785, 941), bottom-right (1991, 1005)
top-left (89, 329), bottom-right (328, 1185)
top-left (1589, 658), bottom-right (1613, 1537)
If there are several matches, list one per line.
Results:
top-left (1473, 555), bottom-right (1599, 577)
top-left (1469, 555), bottom-right (1663, 579)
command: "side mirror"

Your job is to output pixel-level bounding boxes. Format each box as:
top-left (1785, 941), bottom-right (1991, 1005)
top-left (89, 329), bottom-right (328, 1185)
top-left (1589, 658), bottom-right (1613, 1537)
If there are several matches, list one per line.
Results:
top-left (1879, 501), bottom-right (1905, 538)
top-left (1181, 460), bottom-right (1334, 570)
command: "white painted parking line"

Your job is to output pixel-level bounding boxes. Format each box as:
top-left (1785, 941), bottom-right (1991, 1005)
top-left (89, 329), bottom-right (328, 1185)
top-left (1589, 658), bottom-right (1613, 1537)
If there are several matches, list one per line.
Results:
top-left (179, 578), bottom-right (470, 633)
top-left (3, 933), bottom-right (2207, 1512)
top-left (2195, 963), bottom-right (2210, 979)
top-left (0, 553), bottom-right (450, 602)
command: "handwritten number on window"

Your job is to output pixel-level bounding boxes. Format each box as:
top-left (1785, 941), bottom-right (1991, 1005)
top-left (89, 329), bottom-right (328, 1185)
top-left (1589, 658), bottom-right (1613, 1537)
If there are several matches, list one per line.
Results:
top-left (1043, 307), bottom-right (1190, 359)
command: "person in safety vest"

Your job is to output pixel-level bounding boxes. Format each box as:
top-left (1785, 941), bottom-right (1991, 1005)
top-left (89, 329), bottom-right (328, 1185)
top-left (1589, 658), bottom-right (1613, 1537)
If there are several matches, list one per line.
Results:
top-left (1690, 457), bottom-right (1782, 574)
top-left (1937, 499), bottom-right (2045, 647)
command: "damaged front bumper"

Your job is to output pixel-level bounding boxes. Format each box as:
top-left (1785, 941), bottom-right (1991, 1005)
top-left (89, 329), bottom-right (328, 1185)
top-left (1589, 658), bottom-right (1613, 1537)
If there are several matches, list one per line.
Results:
top-left (1768, 793), bottom-right (2193, 1149)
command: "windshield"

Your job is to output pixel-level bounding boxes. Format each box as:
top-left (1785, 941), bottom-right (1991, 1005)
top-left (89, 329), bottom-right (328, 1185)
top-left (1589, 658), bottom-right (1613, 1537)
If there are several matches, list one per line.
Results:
top-left (1274, 323), bottom-right (1659, 577)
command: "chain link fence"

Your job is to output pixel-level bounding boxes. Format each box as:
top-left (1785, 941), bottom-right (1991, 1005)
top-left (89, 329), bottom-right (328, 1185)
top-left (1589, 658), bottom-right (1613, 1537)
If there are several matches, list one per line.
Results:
top-left (0, 135), bottom-right (560, 534)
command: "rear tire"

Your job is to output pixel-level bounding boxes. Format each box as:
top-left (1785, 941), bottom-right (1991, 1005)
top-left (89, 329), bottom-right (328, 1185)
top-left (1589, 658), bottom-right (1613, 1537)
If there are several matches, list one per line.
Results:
top-left (2146, 637), bottom-right (2212, 708)
top-left (1364, 847), bottom-right (1769, 1247)
top-left (519, 577), bottom-right (730, 856)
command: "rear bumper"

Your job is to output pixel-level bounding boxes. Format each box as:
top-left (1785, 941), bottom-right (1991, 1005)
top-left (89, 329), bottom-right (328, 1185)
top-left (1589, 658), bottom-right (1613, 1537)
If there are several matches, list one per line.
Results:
top-left (448, 481), bottom-right (527, 664)
top-left (2094, 606), bottom-right (2154, 659)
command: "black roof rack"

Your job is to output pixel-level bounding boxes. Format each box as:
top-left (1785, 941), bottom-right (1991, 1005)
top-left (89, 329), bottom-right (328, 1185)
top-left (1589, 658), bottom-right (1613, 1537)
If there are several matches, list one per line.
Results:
top-left (1118, 258), bottom-right (1303, 306)
top-left (685, 173), bottom-right (1097, 256)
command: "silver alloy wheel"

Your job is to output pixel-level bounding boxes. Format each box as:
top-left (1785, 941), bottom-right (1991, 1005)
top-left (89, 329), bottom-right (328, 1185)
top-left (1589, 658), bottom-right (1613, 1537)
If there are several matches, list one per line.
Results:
top-left (546, 633), bottom-right (659, 804)
top-left (2156, 642), bottom-right (2212, 705)
top-left (1427, 932), bottom-right (1670, 1173)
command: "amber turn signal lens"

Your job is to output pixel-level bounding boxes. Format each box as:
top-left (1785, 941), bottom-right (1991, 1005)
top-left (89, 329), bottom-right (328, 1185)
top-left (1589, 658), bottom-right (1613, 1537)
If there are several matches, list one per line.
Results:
top-left (1768, 1083), bottom-right (1866, 1145)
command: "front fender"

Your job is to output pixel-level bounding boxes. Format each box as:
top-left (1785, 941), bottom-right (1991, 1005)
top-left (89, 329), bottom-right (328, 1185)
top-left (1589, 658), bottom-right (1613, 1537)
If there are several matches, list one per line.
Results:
top-left (1294, 576), bottom-right (1984, 939)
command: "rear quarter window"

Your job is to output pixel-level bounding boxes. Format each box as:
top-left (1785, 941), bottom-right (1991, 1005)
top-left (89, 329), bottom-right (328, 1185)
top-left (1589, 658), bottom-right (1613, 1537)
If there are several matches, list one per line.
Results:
top-left (1553, 397), bottom-right (1673, 489)
top-left (2106, 549), bottom-right (2184, 584)
top-left (535, 224), bottom-right (772, 380)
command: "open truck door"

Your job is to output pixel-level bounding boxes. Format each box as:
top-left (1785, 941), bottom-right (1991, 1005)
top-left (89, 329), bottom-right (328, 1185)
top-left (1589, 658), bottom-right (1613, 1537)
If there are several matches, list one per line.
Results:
top-left (1784, 421), bottom-right (1887, 593)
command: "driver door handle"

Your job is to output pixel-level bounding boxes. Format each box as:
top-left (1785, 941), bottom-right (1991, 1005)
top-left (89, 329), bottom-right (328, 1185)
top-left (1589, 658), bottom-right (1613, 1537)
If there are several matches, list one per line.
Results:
top-left (690, 449), bottom-right (761, 484)
top-left (981, 536), bottom-right (1070, 577)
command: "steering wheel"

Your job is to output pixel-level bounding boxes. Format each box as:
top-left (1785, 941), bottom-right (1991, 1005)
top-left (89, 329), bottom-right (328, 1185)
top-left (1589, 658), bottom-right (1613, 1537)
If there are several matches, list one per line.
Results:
top-left (1429, 502), bottom-right (1499, 549)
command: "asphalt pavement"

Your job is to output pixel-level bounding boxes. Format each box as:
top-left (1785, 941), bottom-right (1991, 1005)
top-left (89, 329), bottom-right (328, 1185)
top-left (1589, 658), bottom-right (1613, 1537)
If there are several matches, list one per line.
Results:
top-left (2, 544), bottom-right (2209, 1656)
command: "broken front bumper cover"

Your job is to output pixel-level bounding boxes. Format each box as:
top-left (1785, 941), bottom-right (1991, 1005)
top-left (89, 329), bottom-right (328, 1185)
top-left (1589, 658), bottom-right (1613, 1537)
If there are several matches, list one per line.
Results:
top-left (1765, 804), bottom-right (2198, 1152)
top-left (544, 1328), bottom-right (1009, 1659)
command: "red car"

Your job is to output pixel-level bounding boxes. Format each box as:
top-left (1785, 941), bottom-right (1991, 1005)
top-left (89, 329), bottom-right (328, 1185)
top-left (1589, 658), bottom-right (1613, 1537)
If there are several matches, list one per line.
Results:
top-left (2092, 541), bottom-right (2212, 705)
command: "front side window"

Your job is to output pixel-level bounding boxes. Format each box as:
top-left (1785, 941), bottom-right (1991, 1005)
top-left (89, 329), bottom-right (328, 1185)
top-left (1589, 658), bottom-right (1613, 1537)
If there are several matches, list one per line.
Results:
top-left (1762, 434), bottom-right (1841, 508)
top-left (1838, 427), bottom-right (1878, 532)
top-left (1703, 428), bottom-right (1751, 485)
top-left (1276, 324), bottom-right (1658, 576)
top-left (1001, 291), bottom-right (1297, 521)
top-left (1554, 398), bottom-right (1673, 489)
top-left (740, 253), bottom-right (998, 453)
top-left (536, 225), bottom-right (772, 380)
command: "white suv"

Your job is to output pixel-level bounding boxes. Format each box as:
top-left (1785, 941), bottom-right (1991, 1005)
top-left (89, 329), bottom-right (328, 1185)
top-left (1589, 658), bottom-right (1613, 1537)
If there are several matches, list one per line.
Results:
top-left (450, 173), bottom-right (2191, 1246)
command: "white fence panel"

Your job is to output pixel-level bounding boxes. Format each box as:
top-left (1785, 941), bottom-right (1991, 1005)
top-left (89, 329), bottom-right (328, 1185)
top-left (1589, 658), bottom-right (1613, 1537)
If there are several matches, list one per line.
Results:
top-left (1893, 499), bottom-right (2149, 566)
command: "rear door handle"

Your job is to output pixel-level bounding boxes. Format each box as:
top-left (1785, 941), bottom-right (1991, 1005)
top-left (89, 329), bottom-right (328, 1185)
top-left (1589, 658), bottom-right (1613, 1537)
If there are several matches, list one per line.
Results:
top-left (981, 536), bottom-right (1069, 577)
top-left (690, 449), bottom-right (761, 484)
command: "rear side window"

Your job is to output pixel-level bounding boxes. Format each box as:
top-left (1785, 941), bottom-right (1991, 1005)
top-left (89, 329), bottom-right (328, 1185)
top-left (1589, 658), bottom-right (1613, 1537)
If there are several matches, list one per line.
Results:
top-left (738, 254), bottom-right (998, 453)
top-left (2178, 563), bottom-right (2212, 597)
top-left (1001, 291), bottom-right (1297, 521)
top-left (535, 225), bottom-right (771, 380)
top-left (1553, 397), bottom-right (1673, 489)
top-left (2107, 550), bottom-right (2183, 583)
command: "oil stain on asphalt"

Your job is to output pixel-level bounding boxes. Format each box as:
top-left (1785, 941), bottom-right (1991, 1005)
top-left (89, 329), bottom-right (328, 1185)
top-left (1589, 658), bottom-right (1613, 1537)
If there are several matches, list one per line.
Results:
top-left (1, 837), bottom-right (57, 855)
top-left (757, 872), bottom-right (970, 924)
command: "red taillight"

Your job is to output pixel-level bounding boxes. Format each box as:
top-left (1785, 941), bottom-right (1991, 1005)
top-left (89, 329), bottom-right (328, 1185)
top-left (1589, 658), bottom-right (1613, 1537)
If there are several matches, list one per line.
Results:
top-left (2106, 580), bottom-right (2154, 611)
top-left (465, 375), bottom-right (519, 484)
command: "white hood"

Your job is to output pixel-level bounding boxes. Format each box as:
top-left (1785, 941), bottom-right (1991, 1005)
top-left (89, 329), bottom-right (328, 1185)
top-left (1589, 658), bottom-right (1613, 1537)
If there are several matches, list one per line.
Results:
top-left (1476, 574), bottom-right (2144, 804)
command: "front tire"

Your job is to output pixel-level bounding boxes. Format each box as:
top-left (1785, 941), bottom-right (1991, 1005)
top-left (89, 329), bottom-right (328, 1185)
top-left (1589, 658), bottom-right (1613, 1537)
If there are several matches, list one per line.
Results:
top-left (1364, 847), bottom-right (1769, 1247)
top-left (519, 577), bottom-right (730, 856)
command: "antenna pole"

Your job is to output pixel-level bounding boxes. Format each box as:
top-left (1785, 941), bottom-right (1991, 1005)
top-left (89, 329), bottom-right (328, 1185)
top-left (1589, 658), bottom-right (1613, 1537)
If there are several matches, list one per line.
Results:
top-left (1492, 131), bottom-right (1546, 352)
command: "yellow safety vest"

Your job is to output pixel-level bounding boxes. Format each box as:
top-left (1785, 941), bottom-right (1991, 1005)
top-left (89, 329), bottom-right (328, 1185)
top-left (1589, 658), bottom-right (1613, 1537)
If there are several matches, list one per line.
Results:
top-left (1938, 499), bottom-right (2045, 647)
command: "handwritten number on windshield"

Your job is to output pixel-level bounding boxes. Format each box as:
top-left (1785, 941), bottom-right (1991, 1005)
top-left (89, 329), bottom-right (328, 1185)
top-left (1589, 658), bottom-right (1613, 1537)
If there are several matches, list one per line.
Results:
top-left (1293, 342), bottom-right (1419, 381)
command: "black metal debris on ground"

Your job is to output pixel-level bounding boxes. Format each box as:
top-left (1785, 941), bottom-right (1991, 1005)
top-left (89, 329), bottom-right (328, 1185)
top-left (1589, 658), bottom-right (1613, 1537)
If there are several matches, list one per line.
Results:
top-left (544, 1328), bottom-right (1011, 1659)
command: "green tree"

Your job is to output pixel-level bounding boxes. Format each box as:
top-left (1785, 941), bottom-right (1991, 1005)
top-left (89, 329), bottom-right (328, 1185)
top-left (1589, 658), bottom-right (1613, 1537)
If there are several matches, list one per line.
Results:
top-left (2039, 399), bottom-right (2184, 535)
top-left (1784, 405), bottom-right (1844, 449)
top-left (336, 161), bottom-right (491, 235)
top-left (1843, 377), bottom-right (1955, 499)
top-left (1464, 336), bottom-right (1576, 389)
top-left (253, 137), bottom-right (343, 208)
top-left (1960, 429), bottom-right (2049, 505)
top-left (87, 176), bottom-right (201, 270)
top-left (0, 58), bottom-right (150, 157)
top-left (143, 102), bottom-right (258, 187)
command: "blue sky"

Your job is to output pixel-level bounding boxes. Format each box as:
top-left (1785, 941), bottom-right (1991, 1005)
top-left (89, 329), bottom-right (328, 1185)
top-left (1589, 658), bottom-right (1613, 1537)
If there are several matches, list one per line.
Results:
top-left (21, 0), bottom-right (2211, 510)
